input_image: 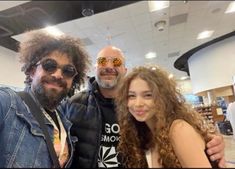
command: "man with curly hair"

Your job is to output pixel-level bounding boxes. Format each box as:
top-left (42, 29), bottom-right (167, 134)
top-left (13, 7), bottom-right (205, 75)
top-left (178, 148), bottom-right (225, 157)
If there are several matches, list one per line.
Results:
top-left (0, 29), bottom-right (90, 168)
top-left (64, 45), bottom-right (226, 168)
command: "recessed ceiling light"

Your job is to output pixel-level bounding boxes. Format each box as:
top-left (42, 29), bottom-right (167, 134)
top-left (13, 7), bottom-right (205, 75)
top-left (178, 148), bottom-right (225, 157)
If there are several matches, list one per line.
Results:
top-left (197, 30), bottom-right (214, 40)
top-left (168, 73), bottom-right (174, 79)
top-left (180, 76), bottom-right (188, 80)
top-left (44, 26), bottom-right (64, 36)
top-left (148, 1), bottom-right (169, 12)
top-left (225, 1), bottom-right (235, 13)
top-left (151, 67), bottom-right (157, 70)
top-left (145, 52), bottom-right (157, 59)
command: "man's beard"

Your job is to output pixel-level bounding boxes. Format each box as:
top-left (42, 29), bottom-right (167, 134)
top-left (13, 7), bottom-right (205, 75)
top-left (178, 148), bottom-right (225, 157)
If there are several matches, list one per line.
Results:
top-left (96, 68), bottom-right (121, 89)
top-left (33, 76), bottom-right (69, 110)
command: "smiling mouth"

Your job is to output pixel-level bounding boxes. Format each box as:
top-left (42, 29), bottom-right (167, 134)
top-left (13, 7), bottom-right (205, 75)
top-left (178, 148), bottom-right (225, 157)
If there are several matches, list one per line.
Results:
top-left (101, 73), bottom-right (117, 76)
top-left (135, 111), bottom-right (145, 115)
top-left (101, 74), bottom-right (117, 79)
top-left (44, 82), bottom-right (63, 89)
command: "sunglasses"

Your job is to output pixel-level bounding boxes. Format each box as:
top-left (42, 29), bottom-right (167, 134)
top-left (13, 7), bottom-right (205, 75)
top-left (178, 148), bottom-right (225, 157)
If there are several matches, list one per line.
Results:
top-left (97, 57), bottom-right (123, 67)
top-left (36, 58), bottom-right (77, 78)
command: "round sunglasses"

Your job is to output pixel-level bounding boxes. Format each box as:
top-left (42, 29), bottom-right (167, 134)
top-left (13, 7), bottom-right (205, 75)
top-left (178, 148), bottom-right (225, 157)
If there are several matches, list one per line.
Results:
top-left (36, 58), bottom-right (77, 78)
top-left (97, 57), bottom-right (123, 67)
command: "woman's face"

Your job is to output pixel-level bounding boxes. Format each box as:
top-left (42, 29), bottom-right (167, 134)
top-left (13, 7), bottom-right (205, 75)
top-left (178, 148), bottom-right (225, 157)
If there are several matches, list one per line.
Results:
top-left (127, 77), bottom-right (156, 125)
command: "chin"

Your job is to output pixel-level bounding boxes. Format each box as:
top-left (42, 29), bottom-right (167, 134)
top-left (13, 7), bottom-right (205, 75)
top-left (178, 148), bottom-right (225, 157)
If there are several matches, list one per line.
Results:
top-left (47, 87), bottom-right (67, 97)
top-left (101, 78), bottom-right (115, 84)
top-left (99, 81), bottom-right (116, 89)
top-left (134, 116), bottom-right (147, 122)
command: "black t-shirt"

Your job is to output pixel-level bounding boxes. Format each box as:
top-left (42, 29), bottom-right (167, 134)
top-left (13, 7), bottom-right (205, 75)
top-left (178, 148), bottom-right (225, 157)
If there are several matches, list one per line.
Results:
top-left (45, 109), bottom-right (61, 134)
top-left (95, 91), bottom-right (122, 168)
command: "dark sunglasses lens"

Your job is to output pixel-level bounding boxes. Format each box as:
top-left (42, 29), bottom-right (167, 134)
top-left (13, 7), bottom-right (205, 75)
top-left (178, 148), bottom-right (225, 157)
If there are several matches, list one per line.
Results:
top-left (62, 65), bottom-right (77, 78)
top-left (42, 59), bottom-right (57, 73)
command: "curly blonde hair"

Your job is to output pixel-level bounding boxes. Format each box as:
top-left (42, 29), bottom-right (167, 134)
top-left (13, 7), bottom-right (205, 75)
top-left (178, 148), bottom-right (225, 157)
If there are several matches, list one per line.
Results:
top-left (19, 29), bottom-right (91, 88)
top-left (115, 66), bottom-right (215, 168)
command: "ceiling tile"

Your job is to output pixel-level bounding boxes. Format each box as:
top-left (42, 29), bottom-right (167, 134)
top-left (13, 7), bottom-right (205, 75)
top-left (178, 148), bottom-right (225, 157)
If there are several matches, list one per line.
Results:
top-left (127, 1), bottom-right (148, 16)
top-left (169, 13), bottom-right (188, 26)
top-left (131, 13), bottom-right (151, 27)
top-left (170, 3), bottom-right (189, 17)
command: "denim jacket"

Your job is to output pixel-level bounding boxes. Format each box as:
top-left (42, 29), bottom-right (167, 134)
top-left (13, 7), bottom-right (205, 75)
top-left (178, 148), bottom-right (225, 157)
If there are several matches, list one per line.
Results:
top-left (0, 87), bottom-right (77, 168)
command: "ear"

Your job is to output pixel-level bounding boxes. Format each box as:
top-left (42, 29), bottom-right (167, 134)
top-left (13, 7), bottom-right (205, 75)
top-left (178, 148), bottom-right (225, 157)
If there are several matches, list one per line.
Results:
top-left (29, 67), bottom-right (36, 79)
top-left (94, 63), bottom-right (98, 70)
top-left (124, 67), bottom-right (127, 75)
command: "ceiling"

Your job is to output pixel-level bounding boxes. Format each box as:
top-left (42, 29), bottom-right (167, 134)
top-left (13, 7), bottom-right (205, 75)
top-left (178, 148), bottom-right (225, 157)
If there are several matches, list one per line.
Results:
top-left (1, 1), bottom-right (235, 79)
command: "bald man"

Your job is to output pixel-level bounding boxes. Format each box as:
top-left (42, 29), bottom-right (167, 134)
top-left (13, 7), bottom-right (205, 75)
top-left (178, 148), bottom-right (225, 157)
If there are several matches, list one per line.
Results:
top-left (64, 46), bottom-right (226, 168)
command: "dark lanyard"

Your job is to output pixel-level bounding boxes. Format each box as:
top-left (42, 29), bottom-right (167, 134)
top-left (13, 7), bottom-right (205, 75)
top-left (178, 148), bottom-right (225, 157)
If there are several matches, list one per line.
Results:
top-left (17, 91), bottom-right (61, 168)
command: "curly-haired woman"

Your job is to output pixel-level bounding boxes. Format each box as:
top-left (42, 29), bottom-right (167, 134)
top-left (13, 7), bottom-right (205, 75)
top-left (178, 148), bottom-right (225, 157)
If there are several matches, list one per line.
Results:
top-left (116, 66), bottom-right (220, 168)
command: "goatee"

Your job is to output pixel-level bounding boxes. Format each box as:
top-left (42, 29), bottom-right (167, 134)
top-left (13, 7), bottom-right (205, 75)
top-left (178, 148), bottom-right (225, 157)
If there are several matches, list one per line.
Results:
top-left (96, 68), bottom-right (119, 89)
top-left (33, 76), bottom-right (68, 110)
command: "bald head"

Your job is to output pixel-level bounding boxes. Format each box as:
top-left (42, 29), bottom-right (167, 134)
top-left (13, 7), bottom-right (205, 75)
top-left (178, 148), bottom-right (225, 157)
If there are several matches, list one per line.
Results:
top-left (97, 45), bottom-right (125, 65)
top-left (95, 45), bottom-right (127, 96)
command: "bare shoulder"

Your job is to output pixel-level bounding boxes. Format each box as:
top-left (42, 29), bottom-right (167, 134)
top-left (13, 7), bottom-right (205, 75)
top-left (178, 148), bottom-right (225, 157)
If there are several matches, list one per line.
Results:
top-left (169, 119), bottom-right (205, 148)
top-left (169, 119), bottom-right (210, 167)
top-left (169, 119), bottom-right (193, 135)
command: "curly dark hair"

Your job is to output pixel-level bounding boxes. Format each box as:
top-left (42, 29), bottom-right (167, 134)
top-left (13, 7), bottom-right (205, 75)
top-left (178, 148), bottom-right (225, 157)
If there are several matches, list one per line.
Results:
top-left (19, 29), bottom-right (91, 88)
top-left (115, 66), bottom-right (216, 168)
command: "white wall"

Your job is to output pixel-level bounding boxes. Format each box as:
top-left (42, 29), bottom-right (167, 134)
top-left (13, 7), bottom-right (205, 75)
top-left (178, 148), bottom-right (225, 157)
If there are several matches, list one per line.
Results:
top-left (0, 46), bottom-right (25, 88)
top-left (177, 79), bottom-right (193, 95)
top-left (188, 36), bottom-right (235, 94)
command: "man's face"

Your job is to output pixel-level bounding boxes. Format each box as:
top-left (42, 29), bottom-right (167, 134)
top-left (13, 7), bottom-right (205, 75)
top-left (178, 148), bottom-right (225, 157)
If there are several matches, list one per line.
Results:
top-left (95, 47), bottom-right (127, 89)
top-left (30, 51), bottom-right (76, 109)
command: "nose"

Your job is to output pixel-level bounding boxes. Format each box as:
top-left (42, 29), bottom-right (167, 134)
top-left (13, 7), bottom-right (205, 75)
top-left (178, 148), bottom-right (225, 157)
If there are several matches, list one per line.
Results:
top-left (51, 68), bottom-right (63, 79)
top-left (135, 96), bottom-right (144, 107)
top-left (106, 60), bottom-right (114, 68)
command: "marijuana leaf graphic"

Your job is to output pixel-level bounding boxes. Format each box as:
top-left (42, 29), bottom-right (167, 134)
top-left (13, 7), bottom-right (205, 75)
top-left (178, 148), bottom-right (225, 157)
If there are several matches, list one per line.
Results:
top-left (98, 146), bottom-right (120, 168)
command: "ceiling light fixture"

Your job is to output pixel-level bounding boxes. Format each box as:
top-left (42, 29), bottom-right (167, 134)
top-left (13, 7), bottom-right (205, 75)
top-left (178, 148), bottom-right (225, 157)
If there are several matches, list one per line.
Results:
top-left (82, 8), bottom-right (94, 17)
top-left (148, 1), bottom-right (169, 12)
top-left (180, 76), bottom-right (189, 80)
top-left (197, 30), bottom-right (214, 40)
top-left (44, 26), bottom-right (64, 36)
top-left (81, 1), bottom-right (94, 17)
top-left (225, 1), bottom-right (235, 13)
top-left (154, 20), bottom-right (167, 31)
top-left (151, 66), bottom-right (157, 70)
top-left (168, 73), bottom-right (174, 79)
top-left (145, 52), bottom-right (157, 59)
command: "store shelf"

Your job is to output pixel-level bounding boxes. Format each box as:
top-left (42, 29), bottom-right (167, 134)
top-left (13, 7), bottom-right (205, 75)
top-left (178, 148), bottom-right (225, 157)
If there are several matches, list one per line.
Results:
top-left (194, 105), bottom-right (225, 124)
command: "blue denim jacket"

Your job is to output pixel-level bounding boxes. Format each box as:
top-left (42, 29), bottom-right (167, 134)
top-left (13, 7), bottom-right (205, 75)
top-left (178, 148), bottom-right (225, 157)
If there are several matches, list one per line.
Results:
top-left (0, 87), bottom-right (77, 168)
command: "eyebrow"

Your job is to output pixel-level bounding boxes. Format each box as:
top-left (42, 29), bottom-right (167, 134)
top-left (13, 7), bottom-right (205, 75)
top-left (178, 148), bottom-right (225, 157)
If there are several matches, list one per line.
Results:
top-left (128, 90), bottom-right (151, 93)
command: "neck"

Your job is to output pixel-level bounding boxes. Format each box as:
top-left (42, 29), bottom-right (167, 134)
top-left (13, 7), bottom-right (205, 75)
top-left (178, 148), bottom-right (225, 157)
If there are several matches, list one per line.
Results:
top-left (38, 98), bottom-right (57, 112)
top-left (30, 88), bottom-right (59, 112)
top-left (99, 87), bottom-right (117, 99)
top-left (146, 117), bottom-right (156, 135)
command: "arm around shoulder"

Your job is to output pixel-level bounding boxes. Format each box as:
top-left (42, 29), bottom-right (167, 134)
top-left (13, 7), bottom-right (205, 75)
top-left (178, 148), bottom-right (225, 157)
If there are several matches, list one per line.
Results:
top-left (169, 119), bottom-right (212, 168)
